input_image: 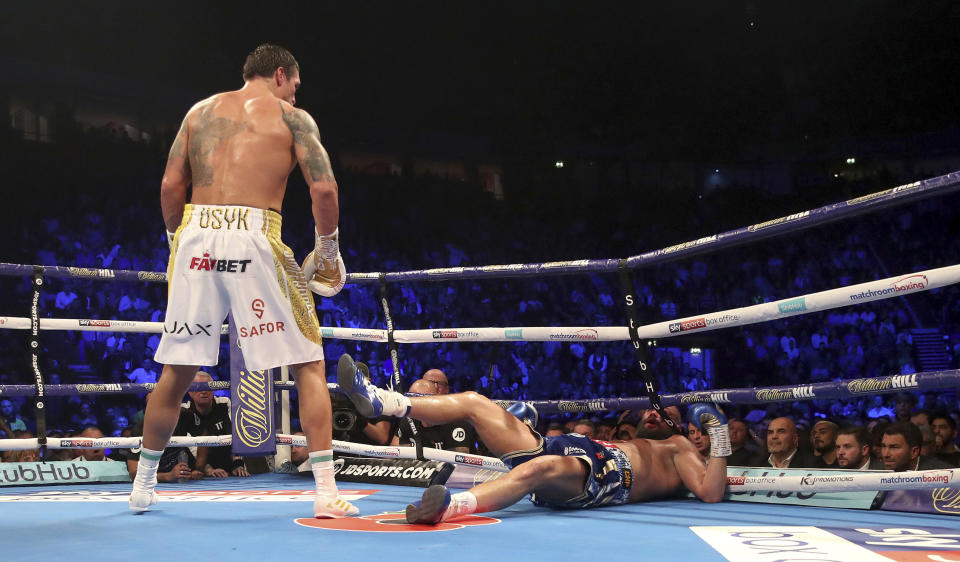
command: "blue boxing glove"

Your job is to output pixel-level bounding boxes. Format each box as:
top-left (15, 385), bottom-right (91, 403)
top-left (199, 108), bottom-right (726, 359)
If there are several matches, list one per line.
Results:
top-left (505, 401), bottom-right (539, 430)
top-left (688, 403), bottom-right (731, 458)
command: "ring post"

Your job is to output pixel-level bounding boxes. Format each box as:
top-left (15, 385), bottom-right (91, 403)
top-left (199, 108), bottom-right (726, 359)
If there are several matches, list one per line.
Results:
top-left (378, 273), bottom-right (424, 460)
top-left (617, 260), bottom-right (680, 434)
top-left (29, 266), bottom-right (47, 454)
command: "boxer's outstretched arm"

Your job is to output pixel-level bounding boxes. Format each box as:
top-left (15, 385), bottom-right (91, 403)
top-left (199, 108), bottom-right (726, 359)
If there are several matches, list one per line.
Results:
top-left (673, 436), bottom-right (727, 503)
top-left (279, 104), bottom-right (339, 235)
top-left (160, 116), bottom-right (192, 232)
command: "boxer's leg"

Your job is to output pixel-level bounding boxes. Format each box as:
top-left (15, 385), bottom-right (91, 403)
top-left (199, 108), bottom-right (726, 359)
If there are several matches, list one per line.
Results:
top-left (130, 363), bottom-right (198, 511)
top-left (141, 364), bottom-right (200, 451)
top-left (338, 354), bottom-right (539, 458)
top-left (407, 392), bottom-right (540, 458)
top-left (407, 455), bottom-right (587, 524)
top-left (293, 359), bottom-right (358, 518)
top-left (293, 359), bottom-right (333, 452)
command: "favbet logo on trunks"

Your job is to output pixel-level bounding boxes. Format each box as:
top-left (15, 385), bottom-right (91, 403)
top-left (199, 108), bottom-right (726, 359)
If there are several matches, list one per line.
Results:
top-left (189, 252), bottom-right (252, 273)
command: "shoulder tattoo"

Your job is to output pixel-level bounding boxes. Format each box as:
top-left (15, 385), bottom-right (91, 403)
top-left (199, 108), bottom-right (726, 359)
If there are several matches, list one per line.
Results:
top-left (280, 103), bottom-right (334, 183)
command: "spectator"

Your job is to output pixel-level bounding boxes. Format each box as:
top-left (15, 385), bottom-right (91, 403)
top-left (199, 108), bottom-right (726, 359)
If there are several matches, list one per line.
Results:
top-left (1, 431), bottom-right (39, 463)
top-left (726, 419), bottom-right (754, 466)
top-left (72, 426), bottom-right (116, 462)
top-left (0, 399), bottom-right (27, 433)
top-left (881, 422), bottom-right (953, 471)
top-left (931, 413), bottom-right (960, 466)
top-left (596, 421), bottom-right (614, 441)
top-left (186, 371), bottom-right (249, 478)
top-left (127, 358), bottom-right (159, 385)
top-left (894, 393), bottom-right (917, 423)
top-left (910, 409), bottom-right (932, 428)
top-left (750, 417), bottom-right (815, 468)
top-left (835, 426), bottom-right (884, 470)
top-left (393, 379), bottom-right (476, 453)
top-left (70, 402), bottom-right (98, 429)
top-left (810, 420), bottom-right (839, 467)
top-left (421, 368), bottom-right (450, 395)
top-left (544, 423), bottom-right (565, 437)
top-left (291, 430), bottom-right (309, 468)
top-left (571, 419), bottom-right (596, 438)
top-left (866, 396), bottom-right (895, 419)
top-left (917, 424), bottom-right (938, 458)
top-left (687, 422), bottom-right (710, 459)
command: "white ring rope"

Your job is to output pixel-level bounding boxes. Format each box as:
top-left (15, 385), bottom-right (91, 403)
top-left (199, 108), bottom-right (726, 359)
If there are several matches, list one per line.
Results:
top-left (728, 469), bottom-right (960, 492)
top-left (0, 434), bottom-right (511, 473)
top-left (1, 263), bottom-right (957, 343)
top-left (0, 317), bottom-right (229, 334)
top-left (4, 433), bottom-right (956, 490)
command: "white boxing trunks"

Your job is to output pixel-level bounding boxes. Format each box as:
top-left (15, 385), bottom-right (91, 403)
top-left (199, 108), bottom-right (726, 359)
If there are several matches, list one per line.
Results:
top-left (154, 204), bottom-right (325, 371)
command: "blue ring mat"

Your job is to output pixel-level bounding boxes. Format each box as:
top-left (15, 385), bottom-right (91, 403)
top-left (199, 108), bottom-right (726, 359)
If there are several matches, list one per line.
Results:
top-left (2, 473), bottom-right (957, 561)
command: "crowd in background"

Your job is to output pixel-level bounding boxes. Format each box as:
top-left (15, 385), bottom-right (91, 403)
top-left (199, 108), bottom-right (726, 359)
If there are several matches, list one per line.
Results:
top-left (1, 126), bottom-right (959, 463)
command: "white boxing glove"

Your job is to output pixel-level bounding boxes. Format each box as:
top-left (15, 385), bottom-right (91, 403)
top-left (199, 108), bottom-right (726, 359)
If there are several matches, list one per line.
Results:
top-left (301, 227), bottom-right (347, 297)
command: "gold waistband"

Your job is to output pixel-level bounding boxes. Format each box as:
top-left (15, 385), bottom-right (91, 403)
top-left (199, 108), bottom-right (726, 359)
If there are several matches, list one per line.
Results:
top-left (182, 204), bottom-right (282, 238)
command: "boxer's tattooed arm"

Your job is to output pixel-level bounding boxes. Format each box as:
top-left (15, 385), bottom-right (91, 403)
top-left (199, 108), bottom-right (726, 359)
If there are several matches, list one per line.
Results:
top-left (168, 121), bottom-right (188, 161)
top-left (280, 104), bottom-right (334, 183)
top-left (188, 104), bottom-right (244, 187)
top-left (164, 119), bottom-right (192, 184)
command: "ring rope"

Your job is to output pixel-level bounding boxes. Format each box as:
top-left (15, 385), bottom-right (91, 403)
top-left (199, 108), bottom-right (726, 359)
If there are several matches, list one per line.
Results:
top-left (0, 369), bottom-right (955, 410)
top-left (0, 434), bottom-right (510, 472)
top-left (2, 264), bottom-right (956, 346)
top-left (1, 171), bottom-right (957, 287)
top-left (3, 431), bottom-right (958, 490)
top-left (727, 470), bottom-right (960, 493)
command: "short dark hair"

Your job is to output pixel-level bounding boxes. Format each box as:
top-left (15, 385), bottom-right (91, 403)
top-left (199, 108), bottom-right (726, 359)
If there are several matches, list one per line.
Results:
top-left (884, 421), bottom-right (922, 448)
top-left (931, 412), bottom-right (957, 431)
top-left (911, 408), bottom-right (932, 421)
top-left (838, 426), bottom-right (871, 449)
top-left (243, 44), bottom-right (299, 81)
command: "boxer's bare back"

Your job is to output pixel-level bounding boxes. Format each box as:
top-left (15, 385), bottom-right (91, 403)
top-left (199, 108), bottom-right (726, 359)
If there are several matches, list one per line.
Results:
top-left (160, 69), bottom-right (338, 235)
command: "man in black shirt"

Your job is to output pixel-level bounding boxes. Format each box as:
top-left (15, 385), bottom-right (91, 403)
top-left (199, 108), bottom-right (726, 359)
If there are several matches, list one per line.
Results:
top-left (393, 379), bottom-right (477, 453)
top-left (188, 371), bottom-right (249, 478)
top-left (931, 413), bottom-right (960, 467)
top-left (811, 420), bottom-right (839, 468)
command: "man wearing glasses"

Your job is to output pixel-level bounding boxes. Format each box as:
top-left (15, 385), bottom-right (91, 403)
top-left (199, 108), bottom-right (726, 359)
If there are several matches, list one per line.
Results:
top-left (422, 369), bottom-right (450, 394)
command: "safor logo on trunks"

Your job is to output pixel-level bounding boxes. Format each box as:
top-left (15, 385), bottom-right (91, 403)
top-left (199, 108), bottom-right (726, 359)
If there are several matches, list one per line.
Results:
top-left (252, 299), bottom-right (265, 319)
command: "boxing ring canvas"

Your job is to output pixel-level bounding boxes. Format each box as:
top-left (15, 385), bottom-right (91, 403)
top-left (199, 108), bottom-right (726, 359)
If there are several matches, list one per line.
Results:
top-left (2, 474), bottom-right (959, 561)
top-left (3, 171), bottom-right (960, 561)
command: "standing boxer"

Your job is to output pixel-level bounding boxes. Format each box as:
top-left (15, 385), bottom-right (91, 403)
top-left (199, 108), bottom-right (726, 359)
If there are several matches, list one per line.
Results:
top-left (131, 44), bottom-right (356, 518)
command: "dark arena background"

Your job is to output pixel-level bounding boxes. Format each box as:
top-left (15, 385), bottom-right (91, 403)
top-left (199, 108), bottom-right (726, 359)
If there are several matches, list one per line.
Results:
top-left (2, 3), bottom-right (960, 560)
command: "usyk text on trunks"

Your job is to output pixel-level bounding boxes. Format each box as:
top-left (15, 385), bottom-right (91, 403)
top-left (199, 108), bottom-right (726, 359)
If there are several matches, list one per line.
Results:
top-left (197, 207), bottom-right (250, 230)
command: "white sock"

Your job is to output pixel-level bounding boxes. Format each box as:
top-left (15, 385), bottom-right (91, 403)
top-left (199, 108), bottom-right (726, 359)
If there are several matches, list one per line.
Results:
top-left (442, 491), bottom-right (478, 522)
top-left (381, 390), bottom-right (411, 418)
top-left (133, 447), bottom-right (163, 490)
top-left (310, 450), bottom-right (339, 498)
